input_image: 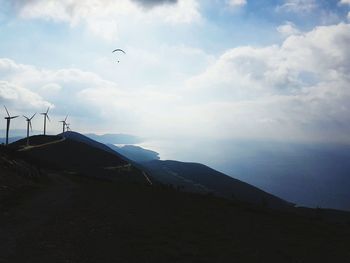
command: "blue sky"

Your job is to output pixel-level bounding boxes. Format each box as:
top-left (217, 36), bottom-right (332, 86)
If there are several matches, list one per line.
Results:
top-left (1, 0), bottom-right (350, 147)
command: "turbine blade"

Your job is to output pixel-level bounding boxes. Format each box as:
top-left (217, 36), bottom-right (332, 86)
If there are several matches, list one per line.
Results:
top-left (65, 115), bottom-right (68, 122)
top-left (47, 114), bottom-right (51, 122)
top-left (11, 115), bottom-right (19, 119)
top-left (30, 113), bottom-right (36, 120)
top-left (4, 106), bottom-right (10, 117)
top-left (46, 107), bottom-right (50, 114)
top-left (23, 115), bottom-right (29, 120)
top-left (29, 121), bottom-right (32, 131)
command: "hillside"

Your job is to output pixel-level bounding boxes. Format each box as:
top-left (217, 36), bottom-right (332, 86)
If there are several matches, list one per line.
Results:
top-left (9, 135), bottom-right (146, 183)
top-left (96, 140), bottom-right (292, 209)
top-left (0, 144), bottom-right (349, 262)
top-left (142, 160), bottom-right (292, 209)
top-left (1, 138), bottom-right (350, 262)
top-left (107, 143), bottom-right (160, 162)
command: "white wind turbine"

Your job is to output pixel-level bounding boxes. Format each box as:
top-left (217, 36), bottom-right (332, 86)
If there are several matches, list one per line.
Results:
top-left (23, 113), bottom-right (36, 146)
top-left (40, 107), bottom-right (50, 135)
top-left (59, 115), bottom-right (68, 135)
top-left (4, 106), bottom-right (19, 145)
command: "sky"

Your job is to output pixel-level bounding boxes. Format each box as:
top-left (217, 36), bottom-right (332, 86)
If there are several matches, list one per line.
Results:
top-left (1, 0), bottom-right (350, 146)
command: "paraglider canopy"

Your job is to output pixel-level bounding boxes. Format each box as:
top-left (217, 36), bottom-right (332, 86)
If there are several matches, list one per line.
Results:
top-left (112, 49), bottom-right (126, 63)
top-left (112, 49), bottom-right (126, 54)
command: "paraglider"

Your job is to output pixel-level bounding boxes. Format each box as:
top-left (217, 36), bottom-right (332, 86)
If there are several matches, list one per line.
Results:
top-left (112, 49), bottom-right (126, 63)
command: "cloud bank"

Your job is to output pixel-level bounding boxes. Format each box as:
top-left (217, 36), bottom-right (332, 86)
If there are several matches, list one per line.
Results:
top-left (131, 0), bottom-right (177, 8)
top-left (1, 16), bottom-right (350, 143)
top-left (12, 0), bottom-right (200, 40)
top-left (186, 23), bottom-right (350, 142)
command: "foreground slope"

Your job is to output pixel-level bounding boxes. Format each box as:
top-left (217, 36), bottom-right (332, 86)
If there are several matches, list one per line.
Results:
top-left (1, 144), bottom-right (350, 262)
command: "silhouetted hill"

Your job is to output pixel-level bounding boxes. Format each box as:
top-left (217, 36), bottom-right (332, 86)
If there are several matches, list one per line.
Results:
top-left (107, 143), bottom-right (160, 162)
top-left (62, 131), bottom-right (127, 159)
top-left (85, 133), bottom-right (141, 144)
top-left (1, 138), bottom-right (350, 262)
top-left (66, 133), bottom-right (290, 209)
top-left (0, 145), bottom-right (43, 211)
top-left (143, 160), bottom-right (292, 209)
top-left (10, 135), bottom-right (146, 183)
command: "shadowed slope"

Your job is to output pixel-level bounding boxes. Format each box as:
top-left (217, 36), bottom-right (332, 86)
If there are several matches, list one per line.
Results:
top-left (10, 135), bottom-right (146, 183)
top-left (1, 142), bottom-right (350, 262)
top-left (143, 160), bottom-right (293, 209)
top-left (63, 132), bottom-right (292, 209)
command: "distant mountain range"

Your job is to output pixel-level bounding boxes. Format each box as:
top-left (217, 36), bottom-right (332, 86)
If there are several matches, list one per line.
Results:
top-left (107, 143), bottom-right (160, 163)
top-left (84, 133), bottom-right (142, 144)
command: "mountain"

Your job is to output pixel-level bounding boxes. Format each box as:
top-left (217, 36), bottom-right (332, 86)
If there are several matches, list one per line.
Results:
top-left (63, 131), bottom-right (125, 156)
top-left (64, 132), bottom-right (158, 164)
top-left (84, 133), bottom-right (141, 144)
top-left (0, 145), bottom-right (43, 210)
top-left (1, 141), bottom-right (350, 262)
top-left (9, 135), bottom-right (147, 183)
top-left (142, 160), bottom-right (292, 209)
top-left (107, 143), bottom-right (160, 163)
top-left (64, 132), bottom-right (291, 209)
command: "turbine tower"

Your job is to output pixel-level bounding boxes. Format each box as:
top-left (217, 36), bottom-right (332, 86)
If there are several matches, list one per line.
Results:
top-left (3, 106), bottom-right (19, 145)
top-left (65, 123), bottom-right (71, 132)
top-left (59, 115), bottom-right (68, 135)
top-left (40, 107), bottom-right (50, 135)
top-left (23, 113), bottom-right (36, 146)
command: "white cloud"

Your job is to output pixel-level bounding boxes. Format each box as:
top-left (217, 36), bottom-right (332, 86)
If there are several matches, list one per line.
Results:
top-left (227, 0), bottom-right (247, 7)
top-left (0, 57), bottom-right (184, 135)
top-left (15, 0), bottom-right (201, 40)
top-left (0, 81), bottom-right (52, 111)
top-left (277, 21), bottom-right (300, 37)
top-left (277, 0), bottom-right (317, 13)
top-left (1, 21), bottom-right (350, 142)
top-left (340, 0), bottom-right (350, 5)
top-left (185, 23), bottom-right (350, 142)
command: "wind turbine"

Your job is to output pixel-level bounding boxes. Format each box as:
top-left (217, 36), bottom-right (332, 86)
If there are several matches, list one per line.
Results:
top-left (65, 123), bottom-right (71, 132)
top-left (3, 106), bottom-right (19, 145)
top-left (23, 113), bottom-right (36, 146)
top-left (59, 115), bottom-right (68, 135)
top-left (40, 107), bottom-right (50, 135)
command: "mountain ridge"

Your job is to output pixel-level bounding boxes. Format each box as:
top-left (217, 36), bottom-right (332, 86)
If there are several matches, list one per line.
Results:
top-left (65, 131), bottom-right (292, 209)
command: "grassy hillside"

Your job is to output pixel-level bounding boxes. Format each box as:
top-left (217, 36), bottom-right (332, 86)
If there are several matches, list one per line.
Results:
top-left (1, 144), bottom-right (350, 262)
top-left (10, 135), bottom-right (146, 183)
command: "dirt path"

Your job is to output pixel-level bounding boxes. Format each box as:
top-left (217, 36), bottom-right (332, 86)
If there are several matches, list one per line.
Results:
top-left (18, 138), bottom-right (66, 152)
top-left (142, 171), bottom-right (153, 185)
